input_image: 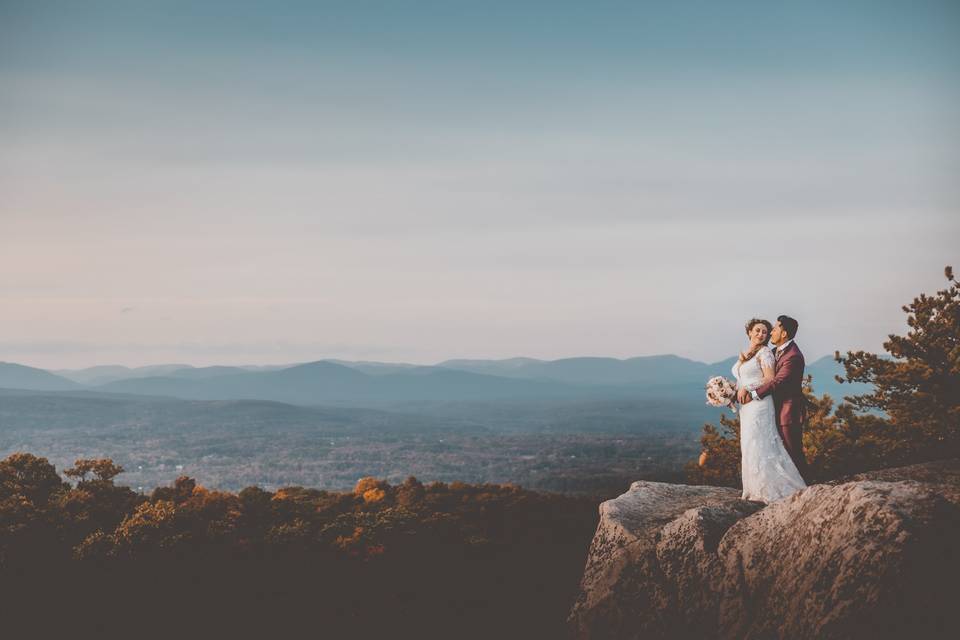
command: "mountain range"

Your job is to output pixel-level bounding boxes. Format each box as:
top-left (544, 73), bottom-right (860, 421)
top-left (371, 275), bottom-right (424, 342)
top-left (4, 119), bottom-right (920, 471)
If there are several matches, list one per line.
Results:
top-left (1, 354), bottom-right (865, 408)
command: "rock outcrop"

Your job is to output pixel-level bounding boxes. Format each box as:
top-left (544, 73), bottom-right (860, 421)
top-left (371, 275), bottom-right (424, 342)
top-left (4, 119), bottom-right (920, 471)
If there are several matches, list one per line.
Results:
top-left (568, 459), bottom-right (960, 640)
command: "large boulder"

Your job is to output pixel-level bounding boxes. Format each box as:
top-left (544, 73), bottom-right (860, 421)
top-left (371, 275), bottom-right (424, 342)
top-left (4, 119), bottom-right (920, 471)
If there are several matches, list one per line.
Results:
top-left (566, 481), bottom-right (765, 639)
top-left (568, 459), bottom-right (960, 640)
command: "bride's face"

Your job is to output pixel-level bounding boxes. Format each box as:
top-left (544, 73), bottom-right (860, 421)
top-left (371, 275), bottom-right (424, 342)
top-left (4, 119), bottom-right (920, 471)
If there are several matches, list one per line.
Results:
top-left (749, 323), bottom-right (769, 345)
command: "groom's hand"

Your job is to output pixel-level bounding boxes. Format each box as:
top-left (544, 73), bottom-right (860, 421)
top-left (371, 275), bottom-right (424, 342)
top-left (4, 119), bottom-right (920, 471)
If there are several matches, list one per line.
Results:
top-left (737, 388), bottom-right (751, 404)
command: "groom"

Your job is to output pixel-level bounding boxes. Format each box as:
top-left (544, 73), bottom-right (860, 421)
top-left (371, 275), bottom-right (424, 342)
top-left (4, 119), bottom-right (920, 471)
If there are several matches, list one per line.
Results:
top-left (737, 315), bottom-right (810, 482)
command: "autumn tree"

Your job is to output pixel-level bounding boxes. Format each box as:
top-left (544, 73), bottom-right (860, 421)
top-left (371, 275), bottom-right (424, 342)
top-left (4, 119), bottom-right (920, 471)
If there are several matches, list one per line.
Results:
top-left (105, 500), bottom-right (181, 557)
top-left (835, 265), bottom-right (960, 463)
top-left (791, 384), bottom-right (897, 481)
top-left (58, 458), bottom-right (140, 548)
top-left (684, 412), bottom-right (742, 487)
top-left (0, 453), bottom-right (68, 568)
top-left (0, 453), bottom-right (67, 504)
top-left (151, 475), bottom-right (198, 504)
top-left (397, 476), bottom-right (425, 508)
top-left (64, 458), bottom-right (125, 485)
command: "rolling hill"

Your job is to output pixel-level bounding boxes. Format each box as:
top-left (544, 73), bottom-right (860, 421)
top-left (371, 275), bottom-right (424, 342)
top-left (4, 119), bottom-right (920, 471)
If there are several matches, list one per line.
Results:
top-left (10, 351), bottom-right (867, 409)
top-left (0, 362), bottom-right (81, 391)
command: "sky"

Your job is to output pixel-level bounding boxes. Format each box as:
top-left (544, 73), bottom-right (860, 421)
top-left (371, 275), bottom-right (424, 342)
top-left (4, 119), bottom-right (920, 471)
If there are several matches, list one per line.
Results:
top-left (1, 0), bottom-right (958, 369)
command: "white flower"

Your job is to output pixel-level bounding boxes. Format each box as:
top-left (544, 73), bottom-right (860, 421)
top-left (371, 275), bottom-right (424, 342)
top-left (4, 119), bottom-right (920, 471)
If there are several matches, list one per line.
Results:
top-left (705, 376), bottom-right (738, 408)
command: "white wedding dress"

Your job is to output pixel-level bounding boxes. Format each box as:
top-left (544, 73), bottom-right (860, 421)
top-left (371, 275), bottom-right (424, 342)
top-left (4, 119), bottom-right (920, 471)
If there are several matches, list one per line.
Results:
top-left (733, 346), bottom-right (807, 503)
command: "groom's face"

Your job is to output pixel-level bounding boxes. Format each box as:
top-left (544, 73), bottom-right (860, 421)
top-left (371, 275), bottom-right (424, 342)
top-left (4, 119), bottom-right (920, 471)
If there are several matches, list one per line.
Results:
top-left (770, 322), bottom-right (786, 346)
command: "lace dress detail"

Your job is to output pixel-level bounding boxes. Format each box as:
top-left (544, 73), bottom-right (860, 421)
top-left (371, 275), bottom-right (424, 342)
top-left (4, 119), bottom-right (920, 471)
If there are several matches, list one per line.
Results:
top-left (732, 346), bottom-right (806, 503)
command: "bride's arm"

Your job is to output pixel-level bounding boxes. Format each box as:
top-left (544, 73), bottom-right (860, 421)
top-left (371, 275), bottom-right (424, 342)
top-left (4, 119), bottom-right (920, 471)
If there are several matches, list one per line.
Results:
top-left (752, 347), bottom-right (775, 390)
top-left (760, 361), bottom-right (774, 384)
top-left (753, 347), bottom-right (787, 399)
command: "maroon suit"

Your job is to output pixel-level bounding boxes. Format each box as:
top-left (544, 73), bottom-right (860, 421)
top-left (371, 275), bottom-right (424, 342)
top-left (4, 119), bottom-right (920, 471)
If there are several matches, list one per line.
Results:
top-left (754, 341), bottom-right (809, 482)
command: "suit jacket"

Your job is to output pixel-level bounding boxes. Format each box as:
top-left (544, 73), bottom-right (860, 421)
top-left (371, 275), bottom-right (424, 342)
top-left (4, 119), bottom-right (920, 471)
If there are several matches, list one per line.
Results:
top-left (754, 341), bottom-right (806, 427)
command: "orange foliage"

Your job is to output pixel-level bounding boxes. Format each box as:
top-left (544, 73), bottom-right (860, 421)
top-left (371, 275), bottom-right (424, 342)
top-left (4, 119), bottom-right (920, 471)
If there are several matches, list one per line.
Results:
top-left (272, 487), bottom-right (299, 501)
top-left (362, 488), bottom-right (387, 504)
top-left (354, 477), bottom-right (389, 495)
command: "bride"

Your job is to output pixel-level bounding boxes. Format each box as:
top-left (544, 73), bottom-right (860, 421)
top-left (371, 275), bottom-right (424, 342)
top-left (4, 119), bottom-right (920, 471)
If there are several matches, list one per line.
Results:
top-left (733, 318), bottom-right (807, 503)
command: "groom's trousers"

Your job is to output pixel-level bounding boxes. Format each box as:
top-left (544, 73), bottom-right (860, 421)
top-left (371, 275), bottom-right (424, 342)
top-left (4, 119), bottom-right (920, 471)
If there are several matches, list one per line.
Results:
top-left (780, 422), bottom-right (810, 483)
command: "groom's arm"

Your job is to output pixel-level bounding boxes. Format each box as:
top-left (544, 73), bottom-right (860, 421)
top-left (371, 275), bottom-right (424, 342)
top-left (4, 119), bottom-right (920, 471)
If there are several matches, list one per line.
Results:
top-left (752, 353), bottom-right (798, 400)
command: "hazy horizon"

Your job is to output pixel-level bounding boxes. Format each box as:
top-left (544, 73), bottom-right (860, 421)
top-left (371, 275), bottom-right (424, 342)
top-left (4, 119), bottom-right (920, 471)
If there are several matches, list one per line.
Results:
top-left (3, 1), bottom-right (958, 370)
top-left (6, 348), bottom-right (852, 374)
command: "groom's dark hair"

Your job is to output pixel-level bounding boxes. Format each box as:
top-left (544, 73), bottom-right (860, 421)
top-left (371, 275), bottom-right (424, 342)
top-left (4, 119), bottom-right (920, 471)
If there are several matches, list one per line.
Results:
top-left (777, 315), bottom-right (799, 339)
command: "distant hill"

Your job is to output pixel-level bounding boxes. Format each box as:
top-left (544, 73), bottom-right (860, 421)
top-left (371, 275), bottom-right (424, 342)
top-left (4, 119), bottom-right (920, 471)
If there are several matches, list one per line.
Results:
top-left (439, 353), bottom-right (867, 402)
top-left (0, 362), bottom-right (80, 391)
top-left (54, 363), bottom-right (295, 385)
top-left (51, 365), bottom-right (134, 385)
top-left (326, 359), bottom-right (423, 376)
top-left (53, 363), bottom-right (194, 385)
top-left (0, 388), bottom-right (463, 435)
top-left (94, 360), bottom-right (594, 406)
top-left (28, 351), bottom-right (870, 408)
top-left (163, 366), bottom-right (251, 380)
top-left (438, 355), bottom-right (734, 386)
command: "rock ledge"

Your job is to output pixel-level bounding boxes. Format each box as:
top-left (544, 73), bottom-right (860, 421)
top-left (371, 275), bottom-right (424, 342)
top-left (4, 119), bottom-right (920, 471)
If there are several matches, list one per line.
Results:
top-left (568, 459), bottom-right (960, 640)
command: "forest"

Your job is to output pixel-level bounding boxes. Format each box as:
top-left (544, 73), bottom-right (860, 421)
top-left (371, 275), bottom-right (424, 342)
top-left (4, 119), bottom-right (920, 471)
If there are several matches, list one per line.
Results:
top-left (1, 453), bottom-right (600, 638)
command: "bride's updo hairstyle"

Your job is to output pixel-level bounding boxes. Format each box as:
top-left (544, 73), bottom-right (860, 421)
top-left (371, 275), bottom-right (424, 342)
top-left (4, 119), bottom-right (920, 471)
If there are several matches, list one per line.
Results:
top-left (739, 318), bottom-right (773, 363)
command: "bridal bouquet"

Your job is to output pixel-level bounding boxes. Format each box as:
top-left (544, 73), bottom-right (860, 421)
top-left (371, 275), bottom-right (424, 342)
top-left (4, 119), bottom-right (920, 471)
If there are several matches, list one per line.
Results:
top-left (705, 376), bottom-right (738, 413)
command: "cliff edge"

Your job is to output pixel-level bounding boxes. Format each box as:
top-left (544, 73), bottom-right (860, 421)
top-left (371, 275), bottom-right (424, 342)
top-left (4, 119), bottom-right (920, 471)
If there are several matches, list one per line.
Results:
top-left (568, 459), bottom-right (960, 640)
